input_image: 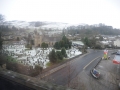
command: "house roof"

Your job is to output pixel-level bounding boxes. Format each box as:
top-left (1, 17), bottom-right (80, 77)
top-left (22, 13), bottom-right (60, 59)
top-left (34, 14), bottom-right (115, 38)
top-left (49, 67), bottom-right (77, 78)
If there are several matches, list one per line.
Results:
top-left (42, 35), bottom-right (62, 42)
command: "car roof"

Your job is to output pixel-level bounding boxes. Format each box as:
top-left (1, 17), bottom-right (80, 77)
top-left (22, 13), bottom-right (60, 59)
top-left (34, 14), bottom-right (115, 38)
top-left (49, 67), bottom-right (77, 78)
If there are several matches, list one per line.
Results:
top-left (114, 55), bottom-right (120, 61)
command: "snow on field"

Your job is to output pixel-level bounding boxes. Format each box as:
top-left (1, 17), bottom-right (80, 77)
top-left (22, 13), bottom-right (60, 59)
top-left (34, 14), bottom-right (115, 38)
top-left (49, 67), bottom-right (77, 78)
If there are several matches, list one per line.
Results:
top-left (2, 45), bottom-right (82, 69)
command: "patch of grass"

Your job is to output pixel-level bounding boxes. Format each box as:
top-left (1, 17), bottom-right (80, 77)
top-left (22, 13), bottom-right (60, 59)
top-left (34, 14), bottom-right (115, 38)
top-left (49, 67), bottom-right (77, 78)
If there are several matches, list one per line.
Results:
top-left (12, 59), bottom-right (17, 63)
top-left (46, 58), bottom-right (68, 67)
top-left (25, 48), bottom-right (31, 51)
top-left (57, 58), bottom-right (67, 63)
top-left (46, 62), bottom-right (54, 67)
top-left (7, 56), bottom-right (17, 63)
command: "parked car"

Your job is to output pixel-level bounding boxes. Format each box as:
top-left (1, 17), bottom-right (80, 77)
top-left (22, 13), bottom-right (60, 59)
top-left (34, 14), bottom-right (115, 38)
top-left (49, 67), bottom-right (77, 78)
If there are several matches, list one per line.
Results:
top-left (113, 55), bottom-right (120, 64)
top-left (116, 50), bottom-right (120, 55)
top-left (90, 68), bottom-right (100, 79)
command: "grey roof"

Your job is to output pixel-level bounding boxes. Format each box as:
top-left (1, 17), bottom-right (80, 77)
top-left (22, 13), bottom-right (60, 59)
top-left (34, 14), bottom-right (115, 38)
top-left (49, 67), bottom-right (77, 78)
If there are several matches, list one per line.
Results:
top-left (42, 35), bottom-right (62, 42)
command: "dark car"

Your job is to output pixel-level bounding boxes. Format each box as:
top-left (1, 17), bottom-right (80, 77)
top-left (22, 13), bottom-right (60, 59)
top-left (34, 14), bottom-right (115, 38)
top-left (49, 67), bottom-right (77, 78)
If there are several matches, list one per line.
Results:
top-left (90, 68), bottom-right (100, 79)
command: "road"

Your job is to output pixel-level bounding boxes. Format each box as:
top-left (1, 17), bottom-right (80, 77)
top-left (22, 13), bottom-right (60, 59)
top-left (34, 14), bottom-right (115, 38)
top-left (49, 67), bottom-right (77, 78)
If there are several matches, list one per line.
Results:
top-left (42, 50), bottom-right (103, 85)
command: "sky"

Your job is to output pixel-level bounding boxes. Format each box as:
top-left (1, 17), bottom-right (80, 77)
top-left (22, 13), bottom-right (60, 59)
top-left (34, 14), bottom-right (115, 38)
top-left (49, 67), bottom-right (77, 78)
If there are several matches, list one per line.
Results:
top-left (0, 0), bottom-right (120, 28)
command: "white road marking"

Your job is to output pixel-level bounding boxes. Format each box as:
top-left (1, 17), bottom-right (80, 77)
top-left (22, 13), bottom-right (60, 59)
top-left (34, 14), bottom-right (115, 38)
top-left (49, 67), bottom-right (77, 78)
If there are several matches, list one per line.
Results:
top-left (83, 56), bottom-right (100, 70)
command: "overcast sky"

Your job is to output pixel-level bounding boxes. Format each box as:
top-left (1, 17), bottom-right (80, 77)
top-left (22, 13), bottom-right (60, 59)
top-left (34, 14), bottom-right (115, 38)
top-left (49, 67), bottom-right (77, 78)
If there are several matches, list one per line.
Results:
top-left (0, 0), bottom-right (120, 28)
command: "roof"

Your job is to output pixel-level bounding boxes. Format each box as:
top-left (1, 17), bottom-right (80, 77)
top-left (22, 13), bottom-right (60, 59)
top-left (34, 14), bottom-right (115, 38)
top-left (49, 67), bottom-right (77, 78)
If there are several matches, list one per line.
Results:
top-left (72, 41), bottom-right (84, 46)
top-left (42, 35), bottom-right (62, 42)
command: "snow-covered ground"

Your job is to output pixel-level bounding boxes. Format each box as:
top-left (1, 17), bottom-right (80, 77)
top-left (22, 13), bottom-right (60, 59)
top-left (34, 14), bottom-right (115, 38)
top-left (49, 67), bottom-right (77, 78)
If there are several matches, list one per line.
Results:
top-left (2, 45), bottom-right (82, 69)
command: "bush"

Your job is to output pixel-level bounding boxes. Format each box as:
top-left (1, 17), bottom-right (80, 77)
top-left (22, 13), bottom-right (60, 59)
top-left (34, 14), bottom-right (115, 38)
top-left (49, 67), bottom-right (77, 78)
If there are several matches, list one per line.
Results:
top-left (25, 44), bottom-right (32, 50)
top-left (35, 65), bottom-right (43, 74)
top-left (95, 44), bottom-right (102, 49)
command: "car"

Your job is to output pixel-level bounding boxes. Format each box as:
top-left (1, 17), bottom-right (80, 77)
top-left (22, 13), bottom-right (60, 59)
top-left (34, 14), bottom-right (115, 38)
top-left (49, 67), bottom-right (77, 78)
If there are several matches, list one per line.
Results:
top-left (116, 50), bottom-right (120, 55)
top-left (90, 68), bottom-right (100, 79)
top-left (119, 82), bottom-right (120, 88)
top-left (113, 55), bottom-right (120, 64)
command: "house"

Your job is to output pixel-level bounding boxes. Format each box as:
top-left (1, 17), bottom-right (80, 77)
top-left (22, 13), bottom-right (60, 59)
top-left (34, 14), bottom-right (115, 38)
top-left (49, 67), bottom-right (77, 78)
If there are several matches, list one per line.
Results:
top-left (96, 40), bottom-right (113, 48)
top-left (114, 39), bottom-right (120, 47)
top-left (72, 41), bottom-right (84, 48)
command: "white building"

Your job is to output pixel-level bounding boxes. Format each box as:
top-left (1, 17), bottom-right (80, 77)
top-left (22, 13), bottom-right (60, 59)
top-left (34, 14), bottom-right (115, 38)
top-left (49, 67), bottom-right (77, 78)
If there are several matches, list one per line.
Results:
top-left (114, 39), bottom-right (120, 47)
top-left (72, 41), bottom-right (84, 46)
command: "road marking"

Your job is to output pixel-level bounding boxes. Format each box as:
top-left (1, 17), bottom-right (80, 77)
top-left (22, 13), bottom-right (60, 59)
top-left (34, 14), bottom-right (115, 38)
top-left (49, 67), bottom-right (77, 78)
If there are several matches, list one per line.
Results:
top-left (83, 56), bottom-right (100, 70)
top-left (99, 65), bottom-right (104, 68)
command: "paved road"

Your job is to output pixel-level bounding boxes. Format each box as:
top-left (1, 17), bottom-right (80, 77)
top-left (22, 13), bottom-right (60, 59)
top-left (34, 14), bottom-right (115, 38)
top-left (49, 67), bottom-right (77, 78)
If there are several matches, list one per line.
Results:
top-left (43, 50), bottom-right (103, 85)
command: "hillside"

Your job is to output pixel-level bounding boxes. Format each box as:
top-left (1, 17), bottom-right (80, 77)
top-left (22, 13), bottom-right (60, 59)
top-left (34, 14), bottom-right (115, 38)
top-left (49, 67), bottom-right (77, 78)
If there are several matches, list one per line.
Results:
top-left (66, 24), bottom-right (120, 35)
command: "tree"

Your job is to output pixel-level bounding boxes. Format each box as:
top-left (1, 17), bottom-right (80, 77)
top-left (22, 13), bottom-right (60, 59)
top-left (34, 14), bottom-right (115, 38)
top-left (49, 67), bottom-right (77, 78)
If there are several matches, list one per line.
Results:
top-left (25, 44), bottom-right (32, 50)
top-left (27, 33), bottom-right (32, 44)
top-left (0, 14), bottom-right (5, 23)
top-left (35, 65), bottom-right (43, 74)
top-left (0, 14), bottom-right (4, 50)
top-left (61, 48), bottom-right (67, 58)
top-left (90, 37), bottom-right (96, 49)
top-left (0, 32), bottom-right (3, 50)
top-left (30, 40), bottom-right (34, 45)
top-left (49, 49), bottom-right (57, 63)
top-left (56, 51), bottom-right (63, 60)
top-left (68, 41), bottom-right (72, 49)
top-left (82, 37), bottom-right (90, 47)
top-left (99, 36), bottom-right (103, 41)
top-left (54, 35), bottom-right (72, 49)
top-left (54, 42), bottom-right (60, 49)
top-left (41, 42), bottom-right (48, 49)
top-left (16, 37), bottom-right (20, 41)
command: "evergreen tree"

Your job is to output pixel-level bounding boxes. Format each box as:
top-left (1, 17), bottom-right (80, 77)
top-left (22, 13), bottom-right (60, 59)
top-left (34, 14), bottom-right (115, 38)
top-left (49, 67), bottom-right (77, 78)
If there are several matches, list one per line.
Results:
top-left (17, 37), bottom-right (20, 41)
top-left (49, 49), bottom-right (57, 63)
top-left (41, 42), bottom-right (48, 49)
top-left (54, 42), bottom-right (60, 49)
top-left (0, 14), bottom-right (4, 50)
top-left (56, 51), bottom-right (63, 60)
top-left (54, 35), bottom-right (72, 49)
top-left (68, 41), bottom-right (72, 49)
top-left (61, 48), bottom-right (67, 58)
top-left (0, 32), bottom-right (3, 50)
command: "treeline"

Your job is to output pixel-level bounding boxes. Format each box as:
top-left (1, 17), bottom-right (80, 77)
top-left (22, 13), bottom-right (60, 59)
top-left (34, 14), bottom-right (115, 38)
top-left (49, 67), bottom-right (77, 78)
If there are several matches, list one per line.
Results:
top-left (0, 25), bottom-right (29, 32)
top-left (66, 24), bottom-right (120, 35)
top-left (0, 25), bottom-right (18, 32)
top-left (54, 35), bottom-right (72, 49)
top-left (49, 48), bottom-right (67, 63)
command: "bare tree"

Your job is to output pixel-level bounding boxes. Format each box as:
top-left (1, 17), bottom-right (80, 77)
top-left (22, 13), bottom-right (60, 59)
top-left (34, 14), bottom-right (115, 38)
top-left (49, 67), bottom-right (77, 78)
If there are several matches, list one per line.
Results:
top-left (0, 14), bottom-right (5, 24)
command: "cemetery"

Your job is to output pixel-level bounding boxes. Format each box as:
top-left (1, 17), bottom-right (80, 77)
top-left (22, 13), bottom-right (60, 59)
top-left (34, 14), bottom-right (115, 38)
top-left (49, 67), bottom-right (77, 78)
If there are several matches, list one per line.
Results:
top-left (1, 44), bottom-right (82, 69)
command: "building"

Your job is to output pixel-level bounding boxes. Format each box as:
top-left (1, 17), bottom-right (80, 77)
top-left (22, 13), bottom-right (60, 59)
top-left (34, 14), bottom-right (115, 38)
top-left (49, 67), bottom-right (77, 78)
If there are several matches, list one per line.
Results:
top-left (34, 30), bottom-right (42, 47)
top-left (34, 30), bottom-right (62, 47)
top-left (114, 39), bottom-right (120, 47)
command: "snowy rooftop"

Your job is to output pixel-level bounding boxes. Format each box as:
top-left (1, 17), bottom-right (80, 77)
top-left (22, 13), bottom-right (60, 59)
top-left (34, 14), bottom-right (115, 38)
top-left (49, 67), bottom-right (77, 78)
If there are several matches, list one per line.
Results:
top-left (72, 41), bottom-right (84, 46)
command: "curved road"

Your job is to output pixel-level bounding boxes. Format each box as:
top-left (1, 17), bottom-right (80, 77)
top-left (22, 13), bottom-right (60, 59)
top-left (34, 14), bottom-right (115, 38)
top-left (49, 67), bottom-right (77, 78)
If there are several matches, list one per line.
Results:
top-left (43, 50), bottom-right (103, 85)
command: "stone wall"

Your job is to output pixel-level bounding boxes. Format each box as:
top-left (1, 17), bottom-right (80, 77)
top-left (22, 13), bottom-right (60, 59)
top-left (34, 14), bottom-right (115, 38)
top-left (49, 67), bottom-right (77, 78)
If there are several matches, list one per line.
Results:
top-left (0, 67), bottom-right (75, 90)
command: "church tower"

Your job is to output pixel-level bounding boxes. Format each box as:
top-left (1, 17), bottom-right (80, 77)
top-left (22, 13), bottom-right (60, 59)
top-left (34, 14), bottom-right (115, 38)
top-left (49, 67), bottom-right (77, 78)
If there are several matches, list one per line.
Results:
top-left (34, 30), bottom-right (42, 47)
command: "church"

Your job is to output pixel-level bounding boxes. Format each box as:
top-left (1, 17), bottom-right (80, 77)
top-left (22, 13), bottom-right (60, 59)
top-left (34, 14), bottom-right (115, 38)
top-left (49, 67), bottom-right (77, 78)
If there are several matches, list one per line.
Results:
top-left (34, 30), bottom-right (62, 47)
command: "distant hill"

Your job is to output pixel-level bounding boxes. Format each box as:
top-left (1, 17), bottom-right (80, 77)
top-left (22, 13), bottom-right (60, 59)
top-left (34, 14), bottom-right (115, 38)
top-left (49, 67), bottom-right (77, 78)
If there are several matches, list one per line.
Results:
top-left (2, 20), bottom-right (71, 30)
top-left (1, 21), bottom-right (120, 35)
top-left (66, 24), bottom-right (120, 35)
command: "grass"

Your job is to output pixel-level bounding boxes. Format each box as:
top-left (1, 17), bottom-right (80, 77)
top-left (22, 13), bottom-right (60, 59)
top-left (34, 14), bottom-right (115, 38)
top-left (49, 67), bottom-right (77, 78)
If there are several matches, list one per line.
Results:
top-left (25, 48), bottom-right (31, 51)
top-left (7, 56), bottom-right (17, 63)
top-left (46, 58), bottom-right (68, 67)
top-left (46, 62), bottom-right (53, 67)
